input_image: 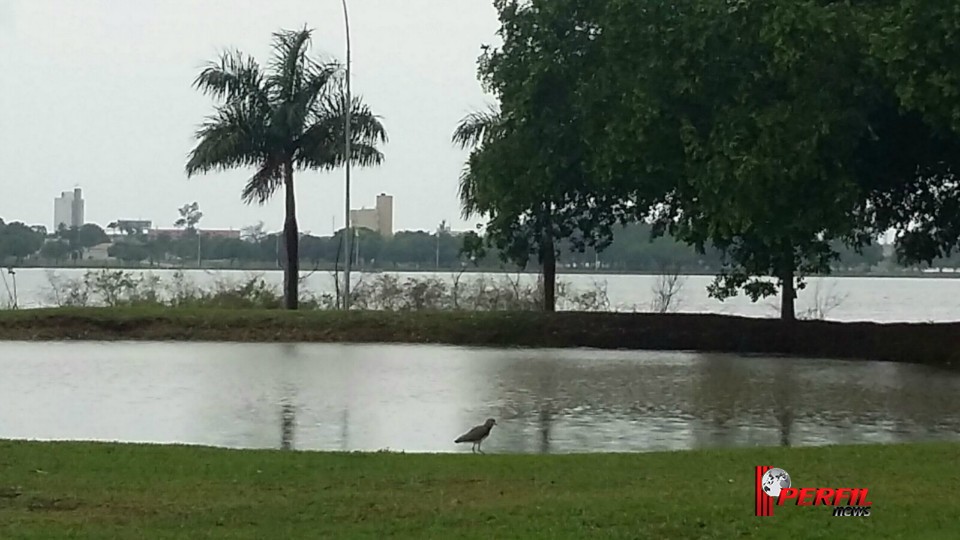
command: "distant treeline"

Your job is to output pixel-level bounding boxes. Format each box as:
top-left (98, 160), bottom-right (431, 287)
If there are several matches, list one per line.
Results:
top-left (3, 217), bottom-right (957, 272)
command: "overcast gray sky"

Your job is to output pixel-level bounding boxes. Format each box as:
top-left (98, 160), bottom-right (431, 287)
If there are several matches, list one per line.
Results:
top-left (0, 0), bottom-right (498, 234)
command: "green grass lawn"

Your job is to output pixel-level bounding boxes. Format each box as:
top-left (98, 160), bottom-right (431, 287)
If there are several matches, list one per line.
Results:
top-left (0, 441), bottom-right (956, 539)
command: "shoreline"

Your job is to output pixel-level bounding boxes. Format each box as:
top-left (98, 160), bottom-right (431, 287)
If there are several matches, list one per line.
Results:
top-left (1, 308), bottom-right (958, 368)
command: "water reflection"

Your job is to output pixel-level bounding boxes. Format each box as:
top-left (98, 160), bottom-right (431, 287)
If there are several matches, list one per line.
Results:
top-left (1, 342), bottom-right (959, 454)
top-left (280, 401), bottom-right (295, 450)
top-left (692, 354), bottom-right (747, 449)
top-left (535, 362), bottom-right (558, 454)
top-left (339, 409), bottom-right (349, 452)
top-left (274, 344), bottom-right (299, 450)
top-left (773, 360), bottom-right (795, 448)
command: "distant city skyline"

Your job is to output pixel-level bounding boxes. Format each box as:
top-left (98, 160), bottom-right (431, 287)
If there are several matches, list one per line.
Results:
top-left (0, 1), bottom-right (498, 234)
top-left (42, 188), bottom-right (430, 237)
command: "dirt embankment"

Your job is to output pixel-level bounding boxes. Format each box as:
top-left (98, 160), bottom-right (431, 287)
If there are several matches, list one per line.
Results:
top-left (0, 309), bottom-right (957, 368)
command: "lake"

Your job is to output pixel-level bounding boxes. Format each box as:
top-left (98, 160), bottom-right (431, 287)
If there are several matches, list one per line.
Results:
top-left (4, 267), bottom-right (960, 321)
top-left (1, 342), bottom-right (958, 453)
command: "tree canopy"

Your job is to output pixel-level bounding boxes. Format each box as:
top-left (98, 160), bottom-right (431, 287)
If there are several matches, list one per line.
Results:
top-left (174, 202), bottom-right (203, 232)
top-left (862, 0), bottom-right (960, 265)
top-left (0, 221), bottom-right (44, 263)
top-left (460, 0), bottom-right (960, 320)
top-left (587, 1), bottom-right (897, 319)
top-left (456, 0), bottom-right (624, 310)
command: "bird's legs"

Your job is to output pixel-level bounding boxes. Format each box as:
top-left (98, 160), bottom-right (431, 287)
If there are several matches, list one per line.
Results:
top-left (477, 441), bottom-right (485, 455)
top-left (470, 442), bottom-right (477, 453)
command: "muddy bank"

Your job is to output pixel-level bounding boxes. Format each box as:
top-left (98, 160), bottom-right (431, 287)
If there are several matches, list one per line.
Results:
top-left (0, 308), bottom-right (957, 368)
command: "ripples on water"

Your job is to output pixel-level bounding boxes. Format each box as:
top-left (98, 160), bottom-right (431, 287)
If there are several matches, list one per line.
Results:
top-left (0, 342), bottom-right (958, 454)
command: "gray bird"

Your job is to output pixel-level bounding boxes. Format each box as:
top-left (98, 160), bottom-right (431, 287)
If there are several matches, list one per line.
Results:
top-left (455, 418), bottom-right (497, 454)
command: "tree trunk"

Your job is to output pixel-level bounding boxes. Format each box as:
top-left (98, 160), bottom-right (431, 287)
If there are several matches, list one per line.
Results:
top-left (542, 231), bottom-right (556, 313)
top-left (282, 160), bottom-right (299, 310)
top-left (780, 266), bottom-right (796, 322)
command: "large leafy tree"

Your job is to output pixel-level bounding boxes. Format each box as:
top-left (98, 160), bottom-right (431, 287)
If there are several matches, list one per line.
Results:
top-left (455, 0), bottom-right (622, 312)
top-left (40, 240), bottom-right (71, 263)
top-left (77, 224), bottom-right (110, 249)
top-left (863, 0), bottom-right (960, 265)
top-left (0, 222), bottom-right (44, 263)
top-left (867, 0), bottom-right (960, 134)
top-left (591, 0), bottom-right (895, 320)
top-left (585, 0), bottom-right (960, 320)
top-left (55, 225), bottom-right (85, 263)
top-left (186, 28), bottom-right (387, 309)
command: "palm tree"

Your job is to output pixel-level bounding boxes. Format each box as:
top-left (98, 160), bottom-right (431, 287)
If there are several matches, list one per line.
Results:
top-left (452, 106), bottom-right (559, 312)
top-left (451, 105), bottom-right (500, 220)
top-left (186, 27), bottom-right (387, 309)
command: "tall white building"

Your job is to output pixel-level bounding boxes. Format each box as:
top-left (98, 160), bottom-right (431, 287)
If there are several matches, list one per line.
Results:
top-left (349, 193), bottom-right (394, 237)
top-left (54, 188), bottom-right (84, 230)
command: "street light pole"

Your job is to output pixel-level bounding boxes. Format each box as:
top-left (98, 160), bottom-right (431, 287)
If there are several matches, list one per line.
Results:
top-left (341, 0), bottom-right (353, 310)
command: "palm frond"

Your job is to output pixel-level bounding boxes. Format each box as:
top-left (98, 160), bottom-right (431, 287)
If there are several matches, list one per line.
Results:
top-left (186, 99), bottom-right (269, 177)
top-left (296, 135), bottom-right (386, 171)
top-left (452, 105), bottom-right (501, 150)
top-left (342, 97), bottom-right (388, 146)
top-left (289, 60), bottom-right (341, 136)
top-left (193, 50), bottom-right (267, 106)
top-left (295, 88), bottom-right (388, 170)
top-left (241, 158), bottom-right (285, 205)
top-left (268, 27), bottom-right (313, 102)
top-left (342, 142), bottom-right (385, 168)
top-left (458, 164), bottom-right (481, 219)
top-left (453, 105), bottom-right (501, 218)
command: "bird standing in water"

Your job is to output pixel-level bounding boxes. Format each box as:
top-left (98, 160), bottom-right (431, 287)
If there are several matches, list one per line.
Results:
top-left (455, 418), bottom-right (497, 454)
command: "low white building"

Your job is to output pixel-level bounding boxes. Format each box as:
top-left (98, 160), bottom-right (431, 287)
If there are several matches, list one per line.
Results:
top-left (85, 242), bottom-right (113, 261)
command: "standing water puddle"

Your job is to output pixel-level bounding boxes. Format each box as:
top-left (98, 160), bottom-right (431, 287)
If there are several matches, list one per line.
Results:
top-left (0, 342), bottom-right (958, 453)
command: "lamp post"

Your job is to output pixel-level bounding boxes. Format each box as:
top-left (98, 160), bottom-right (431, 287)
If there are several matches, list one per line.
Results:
top-left (341, 0), bottom-right (353, 310)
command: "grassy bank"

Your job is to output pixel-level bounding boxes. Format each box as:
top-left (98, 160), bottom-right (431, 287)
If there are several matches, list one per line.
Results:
top-left (0, 441), bottom-right (956, 538)
top-left (1, 308), bottom-right (959, 367)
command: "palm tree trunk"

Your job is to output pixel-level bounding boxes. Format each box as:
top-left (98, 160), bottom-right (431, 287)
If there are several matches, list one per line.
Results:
top-left (283, 160), bottom-right (299, 310)
top-left (780, 266), bottom-right (796, 322)
top-left (542, 230), bottom-right (556, 313)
